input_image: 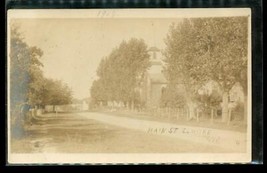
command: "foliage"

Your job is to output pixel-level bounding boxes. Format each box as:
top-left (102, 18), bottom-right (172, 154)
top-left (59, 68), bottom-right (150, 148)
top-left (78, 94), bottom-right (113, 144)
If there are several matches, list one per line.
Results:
top-left (160, 84), bottom-right (186, 108)
top-left (10, 26), bottom-right (73, 109)
top-left (9, 26), bottom-right (44, 109)
top-left (195, 89), bottom-right (222, 111)
top-left (91, 38), bottom-right (150, 105)
top-left (231, 101), bottom-right (245, 120)
top-left (41, 78), bottom-right (73, 106)
top-left (163, 17), bottom-right (248, 121)
top-left (164, 17), bottom-right (248, 93)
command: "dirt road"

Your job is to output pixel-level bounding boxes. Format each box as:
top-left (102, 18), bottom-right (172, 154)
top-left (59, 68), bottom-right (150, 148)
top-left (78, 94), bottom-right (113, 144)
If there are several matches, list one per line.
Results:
top-left (79, 112), bottom-right (247, 152)
top-left (11, 112), bottom-right (242, 153)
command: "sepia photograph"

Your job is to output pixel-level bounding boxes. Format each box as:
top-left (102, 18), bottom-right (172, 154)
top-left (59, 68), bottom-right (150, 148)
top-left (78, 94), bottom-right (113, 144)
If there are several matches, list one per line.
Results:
top-left (7, 9), bottom-right (251, 164)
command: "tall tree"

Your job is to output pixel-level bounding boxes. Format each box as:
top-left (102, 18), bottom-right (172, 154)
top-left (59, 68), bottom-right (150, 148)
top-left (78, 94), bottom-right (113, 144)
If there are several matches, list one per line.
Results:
top-left (10, 26), bottom-right (44, 111)
top-left (164, 19), bottom-right (209, 119)
top-left (42, 78), bottom-right (73, 106)
top-left (10, 26), bottom-right (73, 112)
top-left (91, 38), bottom-right (150, 109)
top-left (27, 47), bottom-right (45, 108)
top-left (164, 17), bottom-right (248, 122)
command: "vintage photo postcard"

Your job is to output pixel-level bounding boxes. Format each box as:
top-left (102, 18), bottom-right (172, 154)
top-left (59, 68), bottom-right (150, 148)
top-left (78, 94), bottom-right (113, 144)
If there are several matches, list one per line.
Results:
top-left (7, 8), bottom-right (251, 164)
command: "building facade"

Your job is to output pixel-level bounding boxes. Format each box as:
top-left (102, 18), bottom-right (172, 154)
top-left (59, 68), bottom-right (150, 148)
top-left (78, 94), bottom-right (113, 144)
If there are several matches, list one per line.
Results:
top-left (141, 47), bottom-right (168, 109)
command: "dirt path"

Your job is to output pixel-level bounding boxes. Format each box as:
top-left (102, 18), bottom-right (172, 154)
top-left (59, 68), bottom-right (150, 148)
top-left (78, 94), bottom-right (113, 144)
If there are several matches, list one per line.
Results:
top-left (79, 112), bottom-right (247, 152)
top-left (11, 112), bottom-right (244, 153)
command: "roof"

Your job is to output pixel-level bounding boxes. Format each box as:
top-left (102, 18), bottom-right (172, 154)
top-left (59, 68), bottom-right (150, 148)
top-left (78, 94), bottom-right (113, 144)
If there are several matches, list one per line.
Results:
top-left (149, 73), bottom-right (168, 84)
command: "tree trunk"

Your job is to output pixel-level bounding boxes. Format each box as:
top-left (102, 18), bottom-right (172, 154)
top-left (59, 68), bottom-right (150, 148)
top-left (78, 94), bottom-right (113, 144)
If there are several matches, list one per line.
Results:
top-left (196, 109), bottom-right (199, 122)
top-left (211, 108), bottom-right (214, 124)
top-left (222, 91), bottom-right (229, 123)
top-left (184, 86), bottom-right (195, 120)
top-left (168, 107), bottom-right (171, 119)
top-left (131, 100), bottom-right (134, 111)
top-left (111, 101), bottom-right (114, 110)
top-left (187, 102), bottom-right (195, 120)
top-left (186, 107), bottom-right (189, 120)
top-left (127, 101), bottom-right (130, 110)
top-left (227, 108), bottom-right (232, 125)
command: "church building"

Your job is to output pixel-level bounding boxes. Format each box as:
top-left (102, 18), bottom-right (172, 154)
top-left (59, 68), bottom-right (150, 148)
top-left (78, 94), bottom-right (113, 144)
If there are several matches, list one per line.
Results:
top-left (140, 47), bottom-right (168, 109)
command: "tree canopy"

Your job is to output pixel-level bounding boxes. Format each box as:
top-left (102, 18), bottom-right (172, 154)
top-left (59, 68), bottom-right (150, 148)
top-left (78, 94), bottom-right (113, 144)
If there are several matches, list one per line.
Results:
top-left (163, 17), bottom-right (248, 121)
top-left (41, 78), bottom-right (73, 106)
top-left (164, 17), bottom-right (248, 93)
top-left (10, 26), bottom-right (44, 109)
top-left (10, 26), bottom-right (73, 110)
top-left (91, 38), bottom-right (150, 106)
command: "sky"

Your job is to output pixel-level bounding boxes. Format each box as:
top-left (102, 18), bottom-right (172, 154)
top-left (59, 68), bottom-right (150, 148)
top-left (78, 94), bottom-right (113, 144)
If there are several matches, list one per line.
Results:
top-left (12, 18), bottom-right (180, 99)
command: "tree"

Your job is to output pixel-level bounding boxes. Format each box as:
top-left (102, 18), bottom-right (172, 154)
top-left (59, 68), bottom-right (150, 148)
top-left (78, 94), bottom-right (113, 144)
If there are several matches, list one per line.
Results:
top-left (27, 49), bottom-right (45, 108)
top-left (196, 84), bottom-right (222, 121)
top-left (9, 26), bottom-right (44, 111)
top-left (163, 19), bottom-right (209, 120)
top-left (9, 25), bottom-right (45, 139)
top-left (41, 78), bottom-right (73, 106)
top-left (195, 17), bottom-right (248, 123)
top-left (90, 79), bottom-right (107, 106)
top-left (164, 17), bottom-right (248, 122)
top-left (91, 38), bottom-right (150, 109)
top-left (160, 84), bottom-right (186, 109)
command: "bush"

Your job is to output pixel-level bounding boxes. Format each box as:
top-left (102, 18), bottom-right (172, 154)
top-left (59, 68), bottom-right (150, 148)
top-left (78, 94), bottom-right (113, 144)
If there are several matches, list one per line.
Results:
top-left (160, 85), bottom-right (186, 108)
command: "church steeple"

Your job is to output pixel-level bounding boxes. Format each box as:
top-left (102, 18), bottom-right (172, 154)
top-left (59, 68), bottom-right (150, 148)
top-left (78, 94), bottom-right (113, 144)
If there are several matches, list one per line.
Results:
top-left (148, 46), bottom-right (161, 65)
top-left (147, 46), bottom-right (163, 74)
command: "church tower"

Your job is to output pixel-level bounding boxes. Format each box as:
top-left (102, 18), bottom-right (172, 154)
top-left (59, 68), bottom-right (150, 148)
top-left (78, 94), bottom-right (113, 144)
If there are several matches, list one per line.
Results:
top-left (140, 46), bottom-right (167, 109)
top-left (147, 46), bottom-right (163, 74)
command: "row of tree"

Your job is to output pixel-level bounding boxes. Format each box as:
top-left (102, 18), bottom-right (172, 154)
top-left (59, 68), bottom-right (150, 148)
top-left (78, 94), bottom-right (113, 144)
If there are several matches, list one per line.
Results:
top-left (162, 17), bottom-right (248, 122)
top-left (90, 17), bottom-right (248, 123)
top-left (10, 26), bottom-right (73, 113)
top-left (90, 38), bottom-right (150, 108)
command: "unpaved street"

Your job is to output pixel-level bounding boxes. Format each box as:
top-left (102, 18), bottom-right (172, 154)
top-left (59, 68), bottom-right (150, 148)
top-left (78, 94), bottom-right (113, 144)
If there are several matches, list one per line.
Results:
top-left (11, 112), bottom-right (240, 153)
top-left (79, 112), bottom-right (247, 152)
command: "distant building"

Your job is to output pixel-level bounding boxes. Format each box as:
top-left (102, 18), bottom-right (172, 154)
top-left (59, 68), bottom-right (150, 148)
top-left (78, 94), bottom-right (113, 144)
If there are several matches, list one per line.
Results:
top-left (140, 47), bottom-right (245, 111)
top-left (140, 47), bottom-right (168, 109)
top-left (82, 100), bottom-right (89, 111)
top-left (198, 80), bottom-right (245, 103)
top-left (229, 82), bottom-right (245, 103)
